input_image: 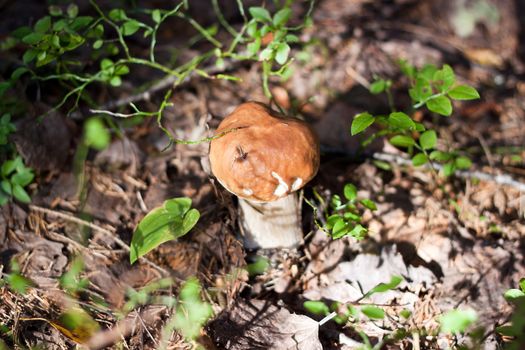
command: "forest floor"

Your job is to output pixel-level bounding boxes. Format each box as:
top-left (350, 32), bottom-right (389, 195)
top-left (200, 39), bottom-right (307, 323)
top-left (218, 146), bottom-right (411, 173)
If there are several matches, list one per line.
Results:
top-left (1, 0), bottom-right (525, 349)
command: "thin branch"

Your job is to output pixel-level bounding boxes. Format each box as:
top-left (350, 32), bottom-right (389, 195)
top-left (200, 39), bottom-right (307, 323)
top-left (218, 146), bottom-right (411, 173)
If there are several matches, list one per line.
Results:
top-left (372, 152), bottom-right (525, 191)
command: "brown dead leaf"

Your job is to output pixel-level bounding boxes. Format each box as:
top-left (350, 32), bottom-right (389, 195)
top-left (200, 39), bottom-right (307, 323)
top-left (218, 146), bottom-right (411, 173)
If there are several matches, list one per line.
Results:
top-left (209, 299), bottom-right (322, 350)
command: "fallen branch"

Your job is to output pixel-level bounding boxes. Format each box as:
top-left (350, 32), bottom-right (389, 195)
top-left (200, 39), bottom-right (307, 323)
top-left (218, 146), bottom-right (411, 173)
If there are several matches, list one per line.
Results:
top-left (372, 152), bottom-right (525, 192)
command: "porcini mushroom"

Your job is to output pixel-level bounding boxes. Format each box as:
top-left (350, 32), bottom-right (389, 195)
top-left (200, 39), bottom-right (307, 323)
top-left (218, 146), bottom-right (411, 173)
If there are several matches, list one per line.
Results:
top-left (209, 102), bottom-right (320, 249)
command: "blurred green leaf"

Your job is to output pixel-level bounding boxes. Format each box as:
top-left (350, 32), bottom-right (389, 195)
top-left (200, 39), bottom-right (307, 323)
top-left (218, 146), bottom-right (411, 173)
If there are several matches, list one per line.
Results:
top-left (419, 130), bottom-right (437, 150)
top-left (273, 8), bottom-right (291, 27)
top-left (67, 4), bottom-right (79, 18)
top-left (389, 135), bottom-right (415, 148)
top-left (304, 301), bottom-right (330, 316)
top-left (426, 96), bottom-right (452, 116)
top-left (360, 199), bottom-right (377, 211)
top-left (439, 309), bottom-right (477, 333)
top-left (365, 275), bottom-right (403, 297)
top-left (122, 20), bottom-right (140, 36)
top-left (173, 277), bottom-right (212, 340)
top-left (34, 16), bottom-right (51, 33)
top-left (275, 42), bottom-right (290, 65)
top-left (351, 112), bottom-right (374, 136)
top-left (448, 85), bottom-right (480, 100)
top-left (84, 117), bottom-right (110, 150)
top-left (454, 156), bottom-right (472, 170)
top-left (343, 183), bottom-right (357, 201)
top-left (412, 153), bottom-right (428, 166)
top-left (152, 9), bottom-right (162, 23)
top-left (504, 289), bottom-right (525, 301)
top-left (388, 112), bottom-right (415, 130)
top-left (361, 306), bottom-right (385, 319)
top-left (249, 7), bottom-right (272, 23)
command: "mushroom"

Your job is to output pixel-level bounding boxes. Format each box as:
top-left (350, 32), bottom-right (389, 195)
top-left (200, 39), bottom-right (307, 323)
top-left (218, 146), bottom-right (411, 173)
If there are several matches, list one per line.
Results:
top-left (209, 102), bottom-right (320, 249)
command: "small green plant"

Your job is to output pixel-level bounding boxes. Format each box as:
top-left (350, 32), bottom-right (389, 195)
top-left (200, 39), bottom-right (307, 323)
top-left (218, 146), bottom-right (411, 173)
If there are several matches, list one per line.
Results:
top-left (129, 197), bottom-right (200, 264)
top-left (0, 156), bottom-right (34, 205)
top-left (306, 183), bottom-right (377, 240)
top-left (497, 279), bottom-right (525, 349)
top-left (3, 260), bottom-right (33, 294)
top-left (351, 62), bottom-right (480, 177)
top-left (304, 275), bottom-right (404, 349)
top-left (59, 256), bottom-right (90, 295)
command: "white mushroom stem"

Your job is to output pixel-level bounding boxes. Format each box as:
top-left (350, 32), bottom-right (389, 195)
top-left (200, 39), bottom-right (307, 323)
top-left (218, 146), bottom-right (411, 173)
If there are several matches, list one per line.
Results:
top-left (238, 193), bottom-right (303, 249)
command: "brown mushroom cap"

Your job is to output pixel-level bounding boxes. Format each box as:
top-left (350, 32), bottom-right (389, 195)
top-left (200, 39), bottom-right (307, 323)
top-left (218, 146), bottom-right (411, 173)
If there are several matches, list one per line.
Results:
top-left (209, 102), bottom-right (320, 202)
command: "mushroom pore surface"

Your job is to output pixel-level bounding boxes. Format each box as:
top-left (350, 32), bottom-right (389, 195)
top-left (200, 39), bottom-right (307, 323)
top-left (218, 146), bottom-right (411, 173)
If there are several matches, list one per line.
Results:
top-left (209, 102), bottom-right (320, 202)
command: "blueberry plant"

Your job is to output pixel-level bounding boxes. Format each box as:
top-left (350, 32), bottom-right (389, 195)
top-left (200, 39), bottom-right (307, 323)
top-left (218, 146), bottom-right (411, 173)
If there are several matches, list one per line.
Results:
top-left (352, 62), bottom-right (480, 177)
top-left (0, 0), bottom-right (314, 206)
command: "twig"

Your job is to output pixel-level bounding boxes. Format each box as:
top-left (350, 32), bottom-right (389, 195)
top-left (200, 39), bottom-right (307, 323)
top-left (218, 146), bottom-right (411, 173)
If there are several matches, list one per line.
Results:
top-left (372, 152), bottom-right (525, 192)
top-left (29, 204), bottom-right (114, 236)
top-left (28, 204), bottom-right (170, 276)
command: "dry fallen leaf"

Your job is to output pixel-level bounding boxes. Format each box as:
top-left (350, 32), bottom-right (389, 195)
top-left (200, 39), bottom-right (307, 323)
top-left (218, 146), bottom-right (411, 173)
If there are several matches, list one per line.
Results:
top-left (209, 299), bottom-right (322, 350)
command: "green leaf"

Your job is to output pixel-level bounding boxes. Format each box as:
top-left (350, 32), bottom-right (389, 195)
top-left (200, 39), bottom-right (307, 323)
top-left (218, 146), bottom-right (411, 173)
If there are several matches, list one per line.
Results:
top-left (246, 20), bottom-right (258, 37)
top-left (275, 42), bottom-right (290, 65)
top-left (49, 5), bottom-right (63, 16)
top-left (129, 198), bottom-right (200, 264)
top-left (434, 64), bottom-right (455, 92)
top-left (22, 32), bottom-right (45, 45)
top-left (249, 7), bottom-right (272, 23)
top-left (331, 218), bottom-right (348, 239)
top-left (343, 183), bottom-right (357, 201)
top-left (109, 76), bottom-right (121, 86)
top-left (109, 9), bottom-right (127, 21)
top-left (22, 49), bottom-right (38, 64)
top-left (285, 34), bottom-right (299, 43)
top-left (388, 112), bottom-right (415, 131)
top-left (365, 275), bottom-right (403, 297)
top-left (369, 79), bottom-right (386, 94)
top-left (1, 159), bottom-right (16, 177)
top-left (0, 82), bottom-right (10, 97)
top-left (520, 278), bottom-right (525, 292)
top-left (442, 162), bottom-right (456, 177)
top-left (420, 64), bottom-right (438, 81)
top-left (351, 112), bottom-right (375, 135)
top-left (426, 96), bottom-right (452, 116)
top-left (245, 256), bottom-right (269, 276)
top-left (361, 306), bottom-right (385, 319)
top-left (246, 37), bottom-right (261, 57)
top-left (6, 272), bottom-right (33, 294)
top-left (34, 16), bottom-right (51, 33)
top-left (400, 309), bottom-right (412, 319)
top-left (84, 117), bottom-right (110, 150)
top-left (12, 184), bottom-right (31, 203)
top-left (173, 278), bottom-right (212, 340)
top-left (454, 156), bottom-right (472, 169)
top-left (429, 150), bottom-right (452, 162)
top-left (412, 153), bottom-right (428, 166)
top-left (67, 4), bottom-right (79, 18)
top-left (273, 8), bottom-right (291, 27)
top-left (439, 309), bottom-right (477, 333)
top-left (122, 20), bottom-right (140, 36)
top-left (69, 16), bottom-right (93, 31)
top-left (348, 224), bottom-right (367, 240)
top-left (360, 199), bottom-right (377, 211)
top-left (496, 325), bottom-right (518, 337)
top-left (503, 288), bottom-right (525, 301)
top-left (11, 67), bottom-right (29, 80)
top-left (304, 301), bottom-right (330, 316)
top-left (152, 9), bottom-right (162, 24)
top-left (11, 171), bottom-right (34, 187)
top-left (448, 85), bottom-right (480, 100)
top-left (419, 130), bottom-right (437, 150)
top-left (93, 39), bottom-right (103, 49)
top-left (1, 180), bottom-right (12, 195)
top-left (259, 46), bottom-right (273, 61)
top-left (389, 135), bottom-right (415, 148)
